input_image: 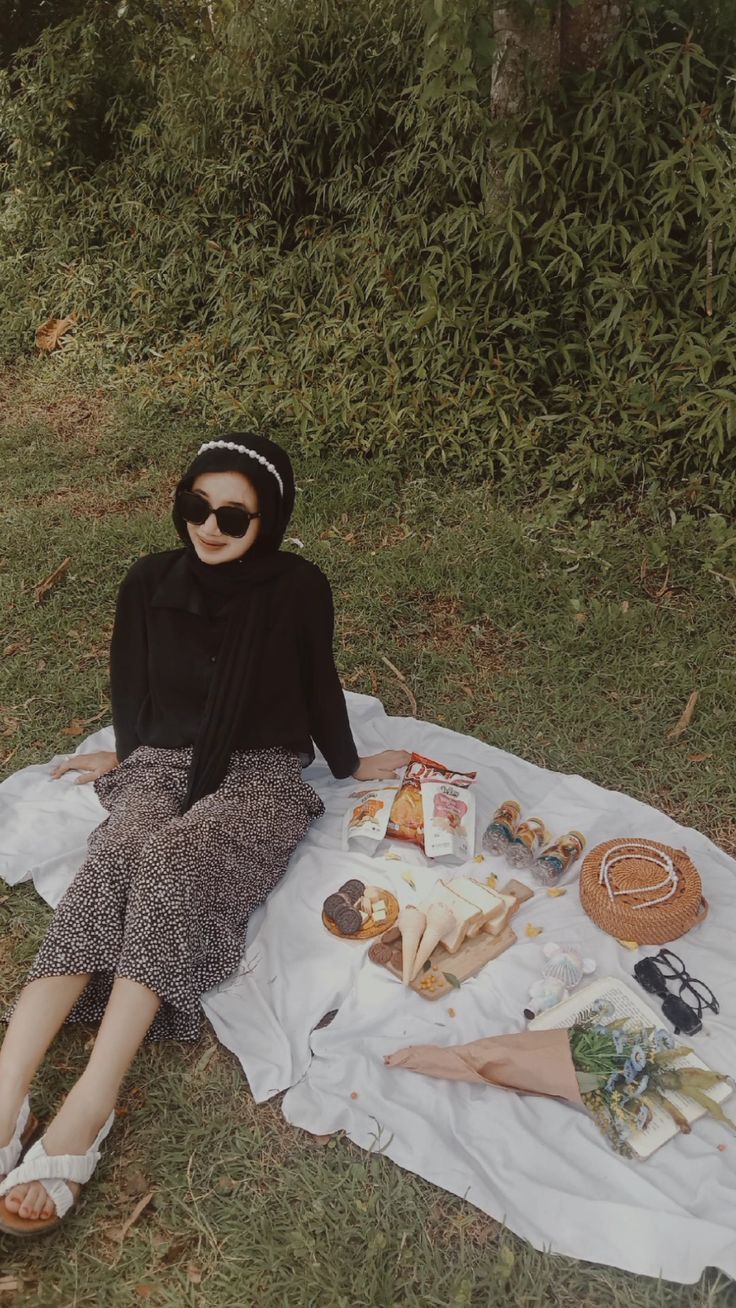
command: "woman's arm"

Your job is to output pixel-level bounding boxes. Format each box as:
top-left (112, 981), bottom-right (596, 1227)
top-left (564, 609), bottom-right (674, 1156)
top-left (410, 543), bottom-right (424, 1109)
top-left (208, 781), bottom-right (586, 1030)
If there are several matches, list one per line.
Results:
top-left (299, 568), bottom-right (410, 780)
top-left (50, 562), bottom-right (149, 784)
top-left (300, 567), bottom-right (360, 778)
top-left (109, 561), bottom-right (150, 764)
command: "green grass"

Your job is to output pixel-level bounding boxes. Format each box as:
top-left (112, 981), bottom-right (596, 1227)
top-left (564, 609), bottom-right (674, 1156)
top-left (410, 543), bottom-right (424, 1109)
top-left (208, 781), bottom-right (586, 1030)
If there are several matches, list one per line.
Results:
top-left (1, 359), bottom-right (735, 1306)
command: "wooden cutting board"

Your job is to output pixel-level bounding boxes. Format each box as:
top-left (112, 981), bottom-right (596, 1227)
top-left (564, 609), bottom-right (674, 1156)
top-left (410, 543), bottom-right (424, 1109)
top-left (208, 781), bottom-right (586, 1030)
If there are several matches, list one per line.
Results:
top-left (369, 878), bottom-right (534, 1000)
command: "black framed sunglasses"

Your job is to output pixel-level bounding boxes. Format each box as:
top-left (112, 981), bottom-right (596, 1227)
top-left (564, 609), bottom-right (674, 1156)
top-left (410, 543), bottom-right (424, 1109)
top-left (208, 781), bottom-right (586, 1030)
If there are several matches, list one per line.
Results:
top-left (176, 489), bottom-right (260, 539)
top-left (633, 949), bottom-right (719, 1036)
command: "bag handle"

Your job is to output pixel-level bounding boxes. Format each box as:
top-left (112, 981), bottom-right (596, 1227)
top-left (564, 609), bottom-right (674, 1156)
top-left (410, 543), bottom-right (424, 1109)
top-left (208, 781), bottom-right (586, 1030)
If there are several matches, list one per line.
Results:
top-left (694, 895), bottom-right (709, 926)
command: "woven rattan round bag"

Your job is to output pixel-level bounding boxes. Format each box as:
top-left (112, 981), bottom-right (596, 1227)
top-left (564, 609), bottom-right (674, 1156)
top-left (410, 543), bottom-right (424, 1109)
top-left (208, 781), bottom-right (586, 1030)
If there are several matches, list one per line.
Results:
top-left (579, 838), bottom-right (707, 945)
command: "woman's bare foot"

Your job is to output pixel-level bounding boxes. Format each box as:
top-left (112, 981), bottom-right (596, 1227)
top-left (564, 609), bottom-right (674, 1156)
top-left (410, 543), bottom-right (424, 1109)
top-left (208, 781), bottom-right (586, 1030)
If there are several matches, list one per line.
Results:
top-left (3, 1083), bottom-right (112, 1222)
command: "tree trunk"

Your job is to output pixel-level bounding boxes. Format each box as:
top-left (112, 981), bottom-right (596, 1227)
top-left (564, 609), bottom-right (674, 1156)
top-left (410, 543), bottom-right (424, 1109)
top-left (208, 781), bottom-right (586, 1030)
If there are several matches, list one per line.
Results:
top-left (490, 2), bottom-right (561, 119)
top-left (490, 0), bottom-right (627, 118)
top-left (560, 0), bottom-right (626, 73)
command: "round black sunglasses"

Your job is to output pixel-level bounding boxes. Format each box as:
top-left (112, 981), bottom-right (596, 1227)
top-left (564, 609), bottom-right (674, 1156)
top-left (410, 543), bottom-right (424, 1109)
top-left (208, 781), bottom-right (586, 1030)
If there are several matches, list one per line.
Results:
top-left (177, 489), bottom-right (260, 539)
top-left (633, 949), bottom-right (719, 1036)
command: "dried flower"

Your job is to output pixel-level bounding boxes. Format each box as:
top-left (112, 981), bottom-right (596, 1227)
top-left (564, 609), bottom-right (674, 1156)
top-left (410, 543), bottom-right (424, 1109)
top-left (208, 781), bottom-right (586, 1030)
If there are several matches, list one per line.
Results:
top-left (590, 998), bottom-right (615, 1023)
top-left (612, 1029), bottom-right (627, 1055)
top-left (636, 1104), bottom-right (650, 1131)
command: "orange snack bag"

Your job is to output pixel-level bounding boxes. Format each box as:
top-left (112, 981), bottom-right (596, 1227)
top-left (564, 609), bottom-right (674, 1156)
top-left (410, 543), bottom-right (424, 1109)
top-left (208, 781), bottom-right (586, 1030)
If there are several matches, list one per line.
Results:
top-left (387, 754), bottom-right (476, 851)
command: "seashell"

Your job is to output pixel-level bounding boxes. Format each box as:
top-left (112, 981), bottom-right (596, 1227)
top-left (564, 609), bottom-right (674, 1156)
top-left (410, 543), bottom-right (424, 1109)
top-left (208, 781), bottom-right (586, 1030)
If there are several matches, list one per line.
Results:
top-left (542, 945), bottom-right (588, 989)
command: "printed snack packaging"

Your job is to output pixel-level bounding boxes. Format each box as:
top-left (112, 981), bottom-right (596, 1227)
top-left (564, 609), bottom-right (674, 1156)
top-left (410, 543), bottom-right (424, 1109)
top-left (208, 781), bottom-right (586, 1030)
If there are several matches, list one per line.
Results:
top-left (387, 754), bottom-right (477, 855)
top-left (343, 785), bottom-right (398, 854)
top-left (422, 781), bottom-right (476, 864)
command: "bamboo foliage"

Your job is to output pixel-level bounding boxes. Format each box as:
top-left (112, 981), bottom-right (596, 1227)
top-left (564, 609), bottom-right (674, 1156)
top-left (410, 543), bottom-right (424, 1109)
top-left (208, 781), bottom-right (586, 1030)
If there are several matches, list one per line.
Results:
top-left (0, 0), bottom-right (735, 509)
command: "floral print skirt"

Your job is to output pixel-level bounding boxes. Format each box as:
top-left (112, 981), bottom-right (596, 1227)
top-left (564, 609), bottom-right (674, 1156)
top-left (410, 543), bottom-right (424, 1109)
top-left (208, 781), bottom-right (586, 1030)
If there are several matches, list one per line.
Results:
top-left (14, 744), bottom-right (324, 1042)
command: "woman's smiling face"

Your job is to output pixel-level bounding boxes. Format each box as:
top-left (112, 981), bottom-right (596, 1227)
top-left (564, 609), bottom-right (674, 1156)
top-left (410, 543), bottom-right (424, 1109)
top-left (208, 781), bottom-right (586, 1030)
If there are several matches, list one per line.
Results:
top-left (187, 470), bottom-right (261, 564)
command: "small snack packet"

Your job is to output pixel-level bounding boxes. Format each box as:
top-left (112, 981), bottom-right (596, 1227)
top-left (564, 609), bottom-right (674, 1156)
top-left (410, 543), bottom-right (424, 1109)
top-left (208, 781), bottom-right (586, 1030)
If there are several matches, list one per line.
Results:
top-left (422, 781), bottom-right (476, 863)
top-left (387, 754), bottom-right (476, 852)
top-left (343, 785), bottom-right (398, 854)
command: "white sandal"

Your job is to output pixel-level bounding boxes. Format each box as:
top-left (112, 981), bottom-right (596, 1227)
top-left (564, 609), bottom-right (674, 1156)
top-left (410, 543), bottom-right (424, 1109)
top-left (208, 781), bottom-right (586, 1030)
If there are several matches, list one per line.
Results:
top-left (0, 1097), bottom-right (40, 1183)
top-left (0, 1110), bottom-right (115, 1237)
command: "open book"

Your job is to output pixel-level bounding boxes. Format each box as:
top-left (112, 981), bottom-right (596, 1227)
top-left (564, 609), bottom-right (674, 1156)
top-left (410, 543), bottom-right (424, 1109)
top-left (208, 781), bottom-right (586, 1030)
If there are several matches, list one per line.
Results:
top-left (530, 975), bottom-right (731, 1159)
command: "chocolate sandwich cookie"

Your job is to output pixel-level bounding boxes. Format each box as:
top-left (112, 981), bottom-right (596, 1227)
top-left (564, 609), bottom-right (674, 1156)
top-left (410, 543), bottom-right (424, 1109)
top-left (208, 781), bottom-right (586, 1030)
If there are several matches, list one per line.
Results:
top-left (323, 892), bottom-right (349, 922)
top-left (333, 904), bottom-right (362, 935)
top-left (338, 879), bottom-right (365, 903)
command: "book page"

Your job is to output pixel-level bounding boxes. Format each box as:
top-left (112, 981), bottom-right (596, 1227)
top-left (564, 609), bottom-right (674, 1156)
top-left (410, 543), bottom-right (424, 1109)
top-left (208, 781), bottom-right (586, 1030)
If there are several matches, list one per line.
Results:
top-left (530, 976), bottom-right (731, 1158)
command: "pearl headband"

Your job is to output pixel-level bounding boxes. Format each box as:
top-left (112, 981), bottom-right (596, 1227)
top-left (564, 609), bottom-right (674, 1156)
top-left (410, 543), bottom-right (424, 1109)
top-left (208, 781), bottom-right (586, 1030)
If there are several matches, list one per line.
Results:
top-left (598, 841), bottom-right (680, 910)
top-left (197, 440), bottom-right (284, 497)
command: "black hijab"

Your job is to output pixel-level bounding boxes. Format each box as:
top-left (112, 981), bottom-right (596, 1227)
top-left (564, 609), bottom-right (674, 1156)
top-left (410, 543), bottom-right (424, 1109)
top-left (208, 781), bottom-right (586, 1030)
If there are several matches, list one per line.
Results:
top-left (171, 432), bottom-right (303, 812)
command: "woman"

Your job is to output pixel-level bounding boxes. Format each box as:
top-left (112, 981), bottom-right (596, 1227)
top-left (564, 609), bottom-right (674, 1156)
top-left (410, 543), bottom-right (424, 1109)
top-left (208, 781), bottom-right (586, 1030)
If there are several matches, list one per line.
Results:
top-left (0, 433), bottom-right (408, 1235)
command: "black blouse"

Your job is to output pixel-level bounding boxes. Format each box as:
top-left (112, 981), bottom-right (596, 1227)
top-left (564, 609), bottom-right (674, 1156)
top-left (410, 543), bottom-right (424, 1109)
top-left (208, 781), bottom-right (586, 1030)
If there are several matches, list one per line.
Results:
top-left (109, 549), bottom-right (360, 779)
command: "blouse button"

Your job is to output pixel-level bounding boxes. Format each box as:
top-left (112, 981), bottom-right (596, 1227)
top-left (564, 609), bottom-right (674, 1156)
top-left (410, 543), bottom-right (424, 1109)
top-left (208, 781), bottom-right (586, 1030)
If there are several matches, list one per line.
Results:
top-left (210, 655), bottom-right (216, 663)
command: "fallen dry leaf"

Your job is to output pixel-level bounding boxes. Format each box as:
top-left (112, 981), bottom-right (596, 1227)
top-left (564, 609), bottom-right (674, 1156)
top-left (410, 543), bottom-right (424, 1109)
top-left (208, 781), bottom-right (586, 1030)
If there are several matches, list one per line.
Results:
top-left (401, 870), bottom-right (416, 889)
top-left (0, 1278), bottom-right (20, 1296)
top-left (35, 313), bottom-right (77, 352)
top-left (214, 1176), bottom-right (238, 1195)
top-left (473, 854), bottom-right (485, 864)
top-left (616, 939), bottom-right (640, 950)
top-left (114, 1191), bottom-right (154, 1244)
top-left (667, 690), bottom-right (698, 740)
top-left (546, 887), bottom-right (567, 897)
top-left (486, 873), bottom-right (498, 888)
top-left (191, 1044), bottom-right (218, 1076)
top-left (380, 654), bottom-right (418, 716)
top-left (33, 557), bottom-right (71, 605)
top-left (655, 566), bottom-right (672, 599)
top-left (159, 1234), bottom-right (194, 1264)
top-left (119, 1167), bottom-right (149, 1199)
top-left (61, 707), bottom-right (108, 738)
top-left (524, 924), bottom-right (543, 938)
top-left (447, 1007), bottom-right (456, 1018)
top-left (312, 1133), bottom-right (334, 1146)
top-left (621, 600), bottom-right (630, 613)
top-left (2, 643), bottom-right (23, 657)
top-left (186, 1266), bottom-right (203, 1285)
top-left (688, 753), bottom-right (712, 763)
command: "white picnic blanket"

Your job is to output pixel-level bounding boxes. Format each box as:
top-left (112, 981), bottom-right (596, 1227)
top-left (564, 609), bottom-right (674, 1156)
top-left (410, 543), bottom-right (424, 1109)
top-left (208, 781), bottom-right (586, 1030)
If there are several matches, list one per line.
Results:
top-left (1, 692), bottom-right (735, 1283)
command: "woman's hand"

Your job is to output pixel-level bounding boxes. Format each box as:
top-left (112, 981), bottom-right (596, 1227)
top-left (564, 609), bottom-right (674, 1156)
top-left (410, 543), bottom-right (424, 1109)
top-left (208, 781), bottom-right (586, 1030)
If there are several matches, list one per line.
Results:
top-left (351, 750), bottom-right (411, 782)
top-left (51, 750), bottom-right (118, 785)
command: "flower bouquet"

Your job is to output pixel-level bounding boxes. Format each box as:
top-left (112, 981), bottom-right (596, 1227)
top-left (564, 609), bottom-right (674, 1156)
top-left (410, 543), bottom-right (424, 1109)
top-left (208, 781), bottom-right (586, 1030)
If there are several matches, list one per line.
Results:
top-left (569, 996), bottom-right (735, 1156)
top-left (385, 992), bottom-right (735, 1158)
